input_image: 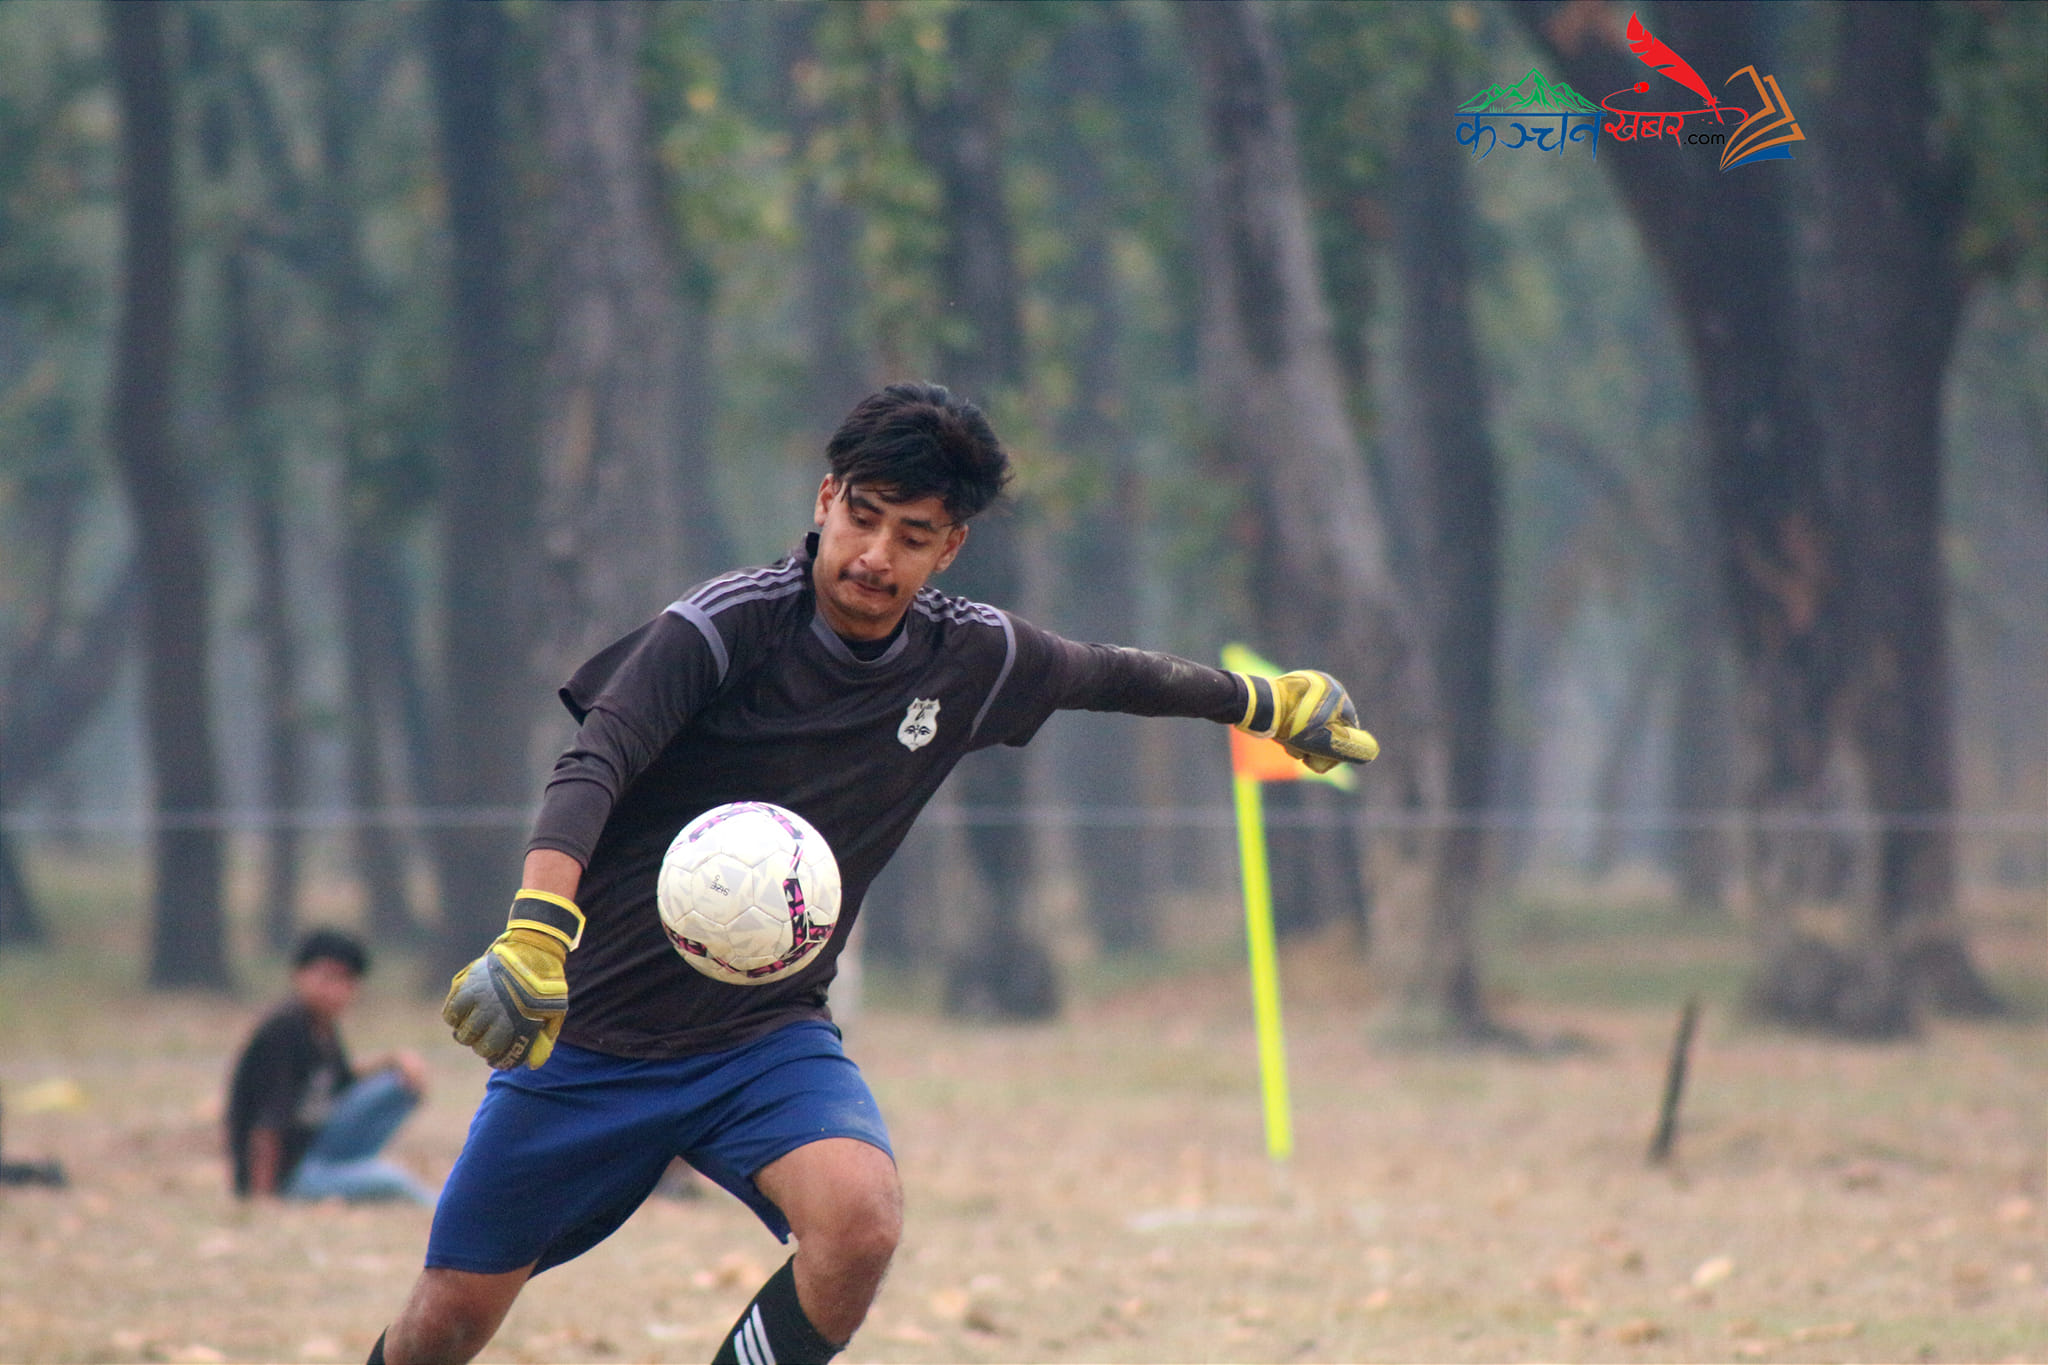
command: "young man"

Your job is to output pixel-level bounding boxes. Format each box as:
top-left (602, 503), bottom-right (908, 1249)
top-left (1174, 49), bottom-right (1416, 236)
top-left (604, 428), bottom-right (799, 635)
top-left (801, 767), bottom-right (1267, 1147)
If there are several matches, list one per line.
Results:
top-left (371, 382), bottom-right (1376, 1364)
top-left (226, 928), bottom-right (433, 1205)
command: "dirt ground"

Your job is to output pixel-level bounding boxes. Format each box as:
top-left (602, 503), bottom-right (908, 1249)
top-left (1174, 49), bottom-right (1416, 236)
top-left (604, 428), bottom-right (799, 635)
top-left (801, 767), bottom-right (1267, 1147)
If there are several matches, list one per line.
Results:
top-left (0, 891), bottom-right (2042, 1365)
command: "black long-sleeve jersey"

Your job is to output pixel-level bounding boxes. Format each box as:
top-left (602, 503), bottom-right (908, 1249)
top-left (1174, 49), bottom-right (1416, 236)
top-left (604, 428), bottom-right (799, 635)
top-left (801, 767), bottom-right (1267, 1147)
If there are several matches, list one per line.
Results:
top-left (530, 534), bottom-right (1250, 1058)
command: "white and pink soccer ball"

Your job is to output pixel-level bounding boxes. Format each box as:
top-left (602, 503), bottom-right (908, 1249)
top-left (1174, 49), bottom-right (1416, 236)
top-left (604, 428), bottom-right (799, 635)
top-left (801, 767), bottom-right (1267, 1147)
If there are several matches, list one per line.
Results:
top-left (657, 801), bottom-right (842, 986)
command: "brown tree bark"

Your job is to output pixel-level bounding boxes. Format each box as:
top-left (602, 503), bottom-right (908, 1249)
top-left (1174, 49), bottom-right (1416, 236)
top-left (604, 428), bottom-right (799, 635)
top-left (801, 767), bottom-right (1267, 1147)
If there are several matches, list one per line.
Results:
top-left (906, 12), bottom-right (1060, 1019)
top-left (1382, 50), bottom-right (1512, 1043)
top-left (1179, 2), bottom-right (1448, 1031)
top-left (536, 0), bottom-right (700, 676)
top-left (425, 0), bottom-right (542, 978)
top-left (0, 566), bottom-right (136, 946)
top-left (1523, 0), bottom-right (1996, 1031)
top-left (310, 7), bottom-right (429, 946)
top-left (1812, 0), bottom-right (1999, 1017)
top-left (108, 0), bottom-right (233, 991)
top-left (1522, 0), bottom-right (1865, 1027)
top-left (219, 239), bottom-right (307, 953)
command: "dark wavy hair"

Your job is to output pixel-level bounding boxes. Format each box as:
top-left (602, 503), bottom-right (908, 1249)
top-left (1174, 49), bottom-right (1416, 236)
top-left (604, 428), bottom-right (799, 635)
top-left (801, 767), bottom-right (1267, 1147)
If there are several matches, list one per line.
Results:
top-left (293, 927), bottom-right (369, 977)
top-left (823, 382), bottom-right (1012, 522)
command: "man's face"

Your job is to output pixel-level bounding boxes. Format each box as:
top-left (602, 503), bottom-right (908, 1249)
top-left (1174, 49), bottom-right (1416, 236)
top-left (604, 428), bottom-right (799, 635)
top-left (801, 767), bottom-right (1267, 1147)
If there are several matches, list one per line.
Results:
top-left (811, 475), bottom-right (968, 640)
top-left (292, 958), bottom-right (361, 1023)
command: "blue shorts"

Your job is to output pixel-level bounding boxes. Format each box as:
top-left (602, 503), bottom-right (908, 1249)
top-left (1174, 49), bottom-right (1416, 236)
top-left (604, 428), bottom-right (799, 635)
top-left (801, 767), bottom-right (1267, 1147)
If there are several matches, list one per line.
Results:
top-left (425, 1020), bottom-right (891, 1275)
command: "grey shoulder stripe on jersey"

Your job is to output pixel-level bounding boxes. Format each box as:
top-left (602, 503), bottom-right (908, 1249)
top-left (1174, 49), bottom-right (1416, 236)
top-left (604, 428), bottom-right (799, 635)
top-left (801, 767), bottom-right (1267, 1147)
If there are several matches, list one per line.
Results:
top-left (966, 609), bottom-right (1020, 743)
top-left (911, 589), bottom-right (1005, 629)
top-left (663, 563), bottom-right (807, 686)
top-left (688, 560), bottom-right (805, 615)
top-left (667, 600), bottom-right (731, 683)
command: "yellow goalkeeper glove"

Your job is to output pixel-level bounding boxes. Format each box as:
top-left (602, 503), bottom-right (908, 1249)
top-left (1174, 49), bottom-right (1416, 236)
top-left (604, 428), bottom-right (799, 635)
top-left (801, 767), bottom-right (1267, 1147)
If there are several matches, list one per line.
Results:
top-left (1231, 669), bottom-right (1381, 773)
top-left (441, 891), bottom-right (584, 1070)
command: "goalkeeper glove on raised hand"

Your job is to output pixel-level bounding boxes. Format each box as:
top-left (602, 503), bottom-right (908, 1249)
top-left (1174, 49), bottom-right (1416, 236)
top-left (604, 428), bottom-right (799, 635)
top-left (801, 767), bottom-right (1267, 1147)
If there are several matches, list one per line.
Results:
top-left (441, 891), bottom-right (585, 1070)
top-left (1232, 669), bottom-right (1381, 773)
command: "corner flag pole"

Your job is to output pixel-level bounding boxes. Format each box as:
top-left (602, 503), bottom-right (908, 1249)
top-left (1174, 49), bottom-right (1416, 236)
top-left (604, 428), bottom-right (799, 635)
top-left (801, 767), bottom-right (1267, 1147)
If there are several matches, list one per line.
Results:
top-left (1221, 644), bottom-right (1355, 1164)
top-left (1232, 763), bottom-right (1293, 1162)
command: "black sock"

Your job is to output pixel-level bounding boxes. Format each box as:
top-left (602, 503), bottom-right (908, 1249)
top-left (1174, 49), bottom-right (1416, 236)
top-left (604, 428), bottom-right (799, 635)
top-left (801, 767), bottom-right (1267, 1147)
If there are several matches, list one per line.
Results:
top-left (365, 1330), bottom-right (387, 1365)
top-left (710, 1256), bottom-right (842, 1365)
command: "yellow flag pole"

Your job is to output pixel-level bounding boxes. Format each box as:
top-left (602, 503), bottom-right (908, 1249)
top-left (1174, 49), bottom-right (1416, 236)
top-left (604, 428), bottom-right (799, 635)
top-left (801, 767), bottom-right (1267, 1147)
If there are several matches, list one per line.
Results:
top-left (1233, 768), bottom-right (1293, 1162)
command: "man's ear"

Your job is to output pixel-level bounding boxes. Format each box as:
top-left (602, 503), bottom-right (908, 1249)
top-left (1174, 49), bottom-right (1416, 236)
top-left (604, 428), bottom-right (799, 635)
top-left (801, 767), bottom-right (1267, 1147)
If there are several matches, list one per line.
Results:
top-left (934, 521), bottom-right (969, 573)
top-left (814, 474), bottom-right (839, 527)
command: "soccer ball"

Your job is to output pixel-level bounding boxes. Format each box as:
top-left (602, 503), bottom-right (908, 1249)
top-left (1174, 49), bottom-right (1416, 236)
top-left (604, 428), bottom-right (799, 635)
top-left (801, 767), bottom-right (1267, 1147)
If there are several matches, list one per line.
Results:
top-left (657, 801), bottom-right (842, 986)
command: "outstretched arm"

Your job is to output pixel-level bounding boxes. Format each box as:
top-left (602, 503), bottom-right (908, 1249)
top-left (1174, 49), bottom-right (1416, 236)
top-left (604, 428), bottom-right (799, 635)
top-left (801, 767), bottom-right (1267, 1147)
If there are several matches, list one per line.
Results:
top-left (1034, 634), bottom-right (1378, 770)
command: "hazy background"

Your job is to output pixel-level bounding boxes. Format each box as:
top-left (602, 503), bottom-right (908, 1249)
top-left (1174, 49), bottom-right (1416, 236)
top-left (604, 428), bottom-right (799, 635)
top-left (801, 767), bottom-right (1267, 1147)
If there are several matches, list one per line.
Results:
top-left (0, 0), bottom-right (2042, 1043)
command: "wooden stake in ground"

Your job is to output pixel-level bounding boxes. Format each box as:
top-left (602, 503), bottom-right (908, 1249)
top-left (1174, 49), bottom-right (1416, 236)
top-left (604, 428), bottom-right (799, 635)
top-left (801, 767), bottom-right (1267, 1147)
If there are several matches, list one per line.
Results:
top-left (1647, 996), bottom-right (1701, 1165)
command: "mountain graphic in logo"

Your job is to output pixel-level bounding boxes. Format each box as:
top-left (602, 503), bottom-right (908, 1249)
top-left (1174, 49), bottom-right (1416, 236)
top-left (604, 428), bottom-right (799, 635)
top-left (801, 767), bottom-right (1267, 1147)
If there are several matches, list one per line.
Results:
top-left (1460, 68), bottom-right (1598, 114)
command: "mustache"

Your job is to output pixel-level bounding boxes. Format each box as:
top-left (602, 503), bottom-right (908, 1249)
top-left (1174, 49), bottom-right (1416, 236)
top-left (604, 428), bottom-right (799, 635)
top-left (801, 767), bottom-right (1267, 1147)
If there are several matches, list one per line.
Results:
top-left (839, 568), bottom-right (896, 596)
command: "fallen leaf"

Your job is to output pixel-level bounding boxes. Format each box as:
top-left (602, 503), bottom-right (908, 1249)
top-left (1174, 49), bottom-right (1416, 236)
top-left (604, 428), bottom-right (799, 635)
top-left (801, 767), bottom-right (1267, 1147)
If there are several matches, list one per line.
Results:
top-left (16, 1077), bottom-right (87, 1113)
top-left (1613, 1318), bottom-right (1664, 1345)
top-left (1692, 1254), bottom-right (1735, 1289)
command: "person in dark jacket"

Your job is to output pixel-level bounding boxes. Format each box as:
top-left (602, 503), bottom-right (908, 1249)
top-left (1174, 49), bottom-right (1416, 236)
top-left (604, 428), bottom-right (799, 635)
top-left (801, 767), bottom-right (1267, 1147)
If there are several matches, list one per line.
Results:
top-left (226, 928), bottom-right (432, 1204)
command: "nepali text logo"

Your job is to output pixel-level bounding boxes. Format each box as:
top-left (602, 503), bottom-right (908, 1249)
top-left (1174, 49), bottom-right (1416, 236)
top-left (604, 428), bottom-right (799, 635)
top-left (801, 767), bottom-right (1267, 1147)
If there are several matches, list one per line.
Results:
top-left (897, 697), bottom-right (940, 751)
top-left (1457, 68), bottom-right (1603, 161)
top-left (1602, 12), bottom-right (1806, 170)
top-left (1459, 12), bottom-right (1805, 173)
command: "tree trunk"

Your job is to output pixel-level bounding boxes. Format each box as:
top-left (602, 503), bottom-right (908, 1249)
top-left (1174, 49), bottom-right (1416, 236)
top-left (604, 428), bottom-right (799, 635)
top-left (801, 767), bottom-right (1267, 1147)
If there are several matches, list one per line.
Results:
top-left (309, 8), bottom-right (428, 947)
top-left (108, 0), bottom-right (233, 991)
top-left (1178, 1), bottom-right (1426, 1012)
top-left (1043, 11), bottom-right (1155, 954)
top-left (1813, 0), bottom-right (1999, 1018)
top-left (0, 566), bottom-right (136, 947)
top-left (536, 0), bottom-right (697, 675)
top-left (425, 0), bottom-right (541, 979)
top-left (1382, 58), bottom-right (1508, 1041)
top-left (777, 4), bottom-right (874, 435)
top-left (220, 239), bottom-right (306, 953)
top-left (907, 15), bottom-right (1060, 1019)
top-left (1522, 1), bottom-right (1864, 1028)
top-left (1525, 0), bottom-right (1998, 1031)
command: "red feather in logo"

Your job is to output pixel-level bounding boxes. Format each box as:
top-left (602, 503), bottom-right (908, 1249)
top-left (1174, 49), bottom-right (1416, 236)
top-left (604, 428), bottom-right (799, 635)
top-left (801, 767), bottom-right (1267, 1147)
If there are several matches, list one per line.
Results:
top-left (1626, 12), bottom-right (1718, 111)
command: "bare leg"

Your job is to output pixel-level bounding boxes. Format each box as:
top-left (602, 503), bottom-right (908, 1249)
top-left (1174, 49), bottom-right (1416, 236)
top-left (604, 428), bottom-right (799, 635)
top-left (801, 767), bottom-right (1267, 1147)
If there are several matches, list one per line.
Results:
top-left (752, 1137), bottom-right (902, 1343)
top-left (380, 1264), bottom-right (534, 1365)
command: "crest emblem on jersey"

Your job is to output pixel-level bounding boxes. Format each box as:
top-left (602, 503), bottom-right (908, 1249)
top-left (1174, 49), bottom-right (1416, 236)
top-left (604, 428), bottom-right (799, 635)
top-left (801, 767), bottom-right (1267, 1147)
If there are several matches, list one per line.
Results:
top-left (897, 697), bottom-right (941, 751)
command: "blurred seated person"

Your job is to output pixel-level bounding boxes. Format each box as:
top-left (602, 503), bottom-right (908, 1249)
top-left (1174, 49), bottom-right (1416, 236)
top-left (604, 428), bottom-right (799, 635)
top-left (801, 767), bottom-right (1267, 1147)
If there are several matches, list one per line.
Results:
top-left (226, 928), bottom-right (434, 1205)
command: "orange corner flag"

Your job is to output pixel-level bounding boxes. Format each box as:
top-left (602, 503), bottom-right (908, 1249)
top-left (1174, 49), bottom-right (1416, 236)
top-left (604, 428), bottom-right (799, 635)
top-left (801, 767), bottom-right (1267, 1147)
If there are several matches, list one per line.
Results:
top-left (1221, 643), bottom-right (1357, 790)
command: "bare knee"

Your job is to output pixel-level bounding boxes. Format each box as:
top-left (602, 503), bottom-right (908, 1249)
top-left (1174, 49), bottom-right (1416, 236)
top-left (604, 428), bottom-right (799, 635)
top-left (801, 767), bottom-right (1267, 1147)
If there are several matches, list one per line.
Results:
top-left (809, 1181), bottom-right (901, 1277)
top-left (385, 1266), bottom-right (531, 1365)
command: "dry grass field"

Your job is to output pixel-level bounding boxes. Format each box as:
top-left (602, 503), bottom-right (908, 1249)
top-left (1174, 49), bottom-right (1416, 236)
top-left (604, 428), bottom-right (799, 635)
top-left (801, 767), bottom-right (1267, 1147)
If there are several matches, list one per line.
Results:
top-left (0, 861), bottom-right (2041, 1364)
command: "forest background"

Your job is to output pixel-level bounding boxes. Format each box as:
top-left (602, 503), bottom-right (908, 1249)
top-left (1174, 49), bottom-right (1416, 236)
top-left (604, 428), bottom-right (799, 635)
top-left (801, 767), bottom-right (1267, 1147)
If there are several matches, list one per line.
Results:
top-left (0, 0), bottom-right (2044, 1049)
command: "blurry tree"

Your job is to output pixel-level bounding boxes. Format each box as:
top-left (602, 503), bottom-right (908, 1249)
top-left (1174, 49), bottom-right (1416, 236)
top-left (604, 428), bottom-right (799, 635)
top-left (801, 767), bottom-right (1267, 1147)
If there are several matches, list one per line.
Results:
top-left (1029, 4), bottom-right (1154, 954)
top-left (308, 3), bottom-right (436, 947)
top-left (774, 4), bottom-right (875, 433)
top-left (1383, 33), bottom-right (1512, 1043)
top-left (534, 0), bottom-right (698, 673)
top-left (187, 5), bottom-right (307, 951)
top-left (1807, 0), bottom-right (1999, 1017)
top-left (1524, 0), bottom-right (2005, 1032)
top-left (424, 0), bottom-right (542, 978)
top-left (905, 2), bottom-right (1064, 1020)
top-left (0, 5), bottom-right (124, 949)
top-left (1178, 2), bottom-right (1506, 1042)
top-left (108, 0), bottom-right (232, 990)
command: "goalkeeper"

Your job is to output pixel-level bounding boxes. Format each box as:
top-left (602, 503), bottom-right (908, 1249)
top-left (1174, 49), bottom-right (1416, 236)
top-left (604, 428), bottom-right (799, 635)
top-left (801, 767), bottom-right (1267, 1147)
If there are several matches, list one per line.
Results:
top-left (368, 382), bottom-right (1376, 1365)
